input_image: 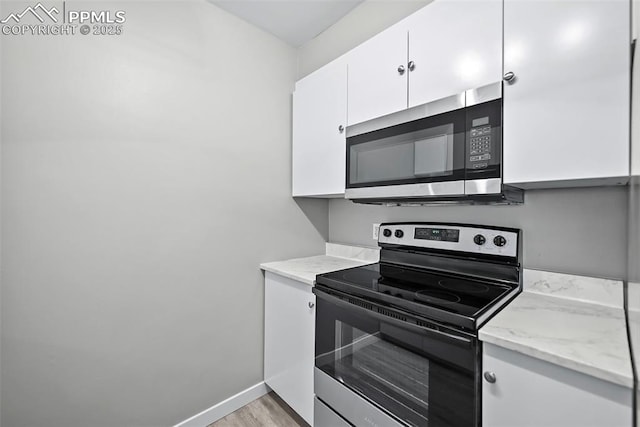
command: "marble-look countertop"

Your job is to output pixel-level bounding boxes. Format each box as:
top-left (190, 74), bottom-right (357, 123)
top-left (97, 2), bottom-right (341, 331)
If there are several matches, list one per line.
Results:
top-left (260, 243), bottom-right (379, 286)
top-left (479, 269), bottom-right (633, 388)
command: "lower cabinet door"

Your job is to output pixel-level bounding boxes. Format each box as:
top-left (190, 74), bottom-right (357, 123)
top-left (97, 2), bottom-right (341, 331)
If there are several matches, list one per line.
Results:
top-left (264, 272), bottom-right (315, 425)
top-left (483, 343), bottom-right (632, 427)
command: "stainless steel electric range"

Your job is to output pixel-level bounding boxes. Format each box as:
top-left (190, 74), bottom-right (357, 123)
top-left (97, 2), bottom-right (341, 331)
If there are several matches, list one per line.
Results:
top-left (313, 222), bottom-right (522, 427)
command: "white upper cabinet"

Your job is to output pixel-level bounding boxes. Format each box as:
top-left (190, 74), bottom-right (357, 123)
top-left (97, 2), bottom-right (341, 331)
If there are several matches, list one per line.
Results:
top-left (407, 0), bottom-right (503, 108)
top-left (293, 0), bottom-right (631, 194)
top-left (347, 0), bottom-right (503, 126)
top-left (292, 57), bottom-right (348, 197)
top-left (347, 23), bottom-right (409, 126)
top-left (503, 0), bottom-right (630, 188)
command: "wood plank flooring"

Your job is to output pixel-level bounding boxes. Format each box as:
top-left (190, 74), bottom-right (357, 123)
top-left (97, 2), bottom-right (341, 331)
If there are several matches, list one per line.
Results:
top-left (209, 392), bottom-right (309, 427)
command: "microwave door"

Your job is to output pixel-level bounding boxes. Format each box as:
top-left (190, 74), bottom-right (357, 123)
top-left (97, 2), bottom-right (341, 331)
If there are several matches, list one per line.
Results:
top-left (414, 133), bottom-right (451, 177)
top-left (345, 104), bottom-right (467, 200)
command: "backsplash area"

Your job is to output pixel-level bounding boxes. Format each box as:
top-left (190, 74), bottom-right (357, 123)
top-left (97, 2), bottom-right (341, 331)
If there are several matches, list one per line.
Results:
top-left (328, 186), bottom-right (627, 280)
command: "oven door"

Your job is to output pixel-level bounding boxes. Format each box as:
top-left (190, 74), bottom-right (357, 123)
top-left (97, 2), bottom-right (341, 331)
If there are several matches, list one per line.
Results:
top-left (313, 286), bottom-right (480, 427)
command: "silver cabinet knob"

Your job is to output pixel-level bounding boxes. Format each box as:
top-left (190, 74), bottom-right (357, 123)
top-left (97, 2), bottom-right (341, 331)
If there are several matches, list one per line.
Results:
top-left (408, 61), bottom-right (415, 71)
top-left (338, 125), bottom-right (344, 133)
top-left (308, 301), bottom-right (315, 309)
top-left (503, 71), bottom-right (516, 83)
top-left (397, 65), bottom-right (406, 75)
top-left (484, 371), bottom-right (497, 383)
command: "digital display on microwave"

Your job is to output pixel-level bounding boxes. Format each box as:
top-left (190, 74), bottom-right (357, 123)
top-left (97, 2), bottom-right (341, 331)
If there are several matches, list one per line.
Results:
top-left (472, 116), bottom-right (489, 127)
top-left (415, 227), bottom-right (460, 242)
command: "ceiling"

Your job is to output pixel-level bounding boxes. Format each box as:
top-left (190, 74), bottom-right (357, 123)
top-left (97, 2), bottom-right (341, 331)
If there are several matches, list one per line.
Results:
top-left (209, 0), bottom-right (364, 47)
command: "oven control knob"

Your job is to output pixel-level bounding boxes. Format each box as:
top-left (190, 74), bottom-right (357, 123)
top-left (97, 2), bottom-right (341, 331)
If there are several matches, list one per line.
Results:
top-left (493, 235), bottom-right (507, 247)
top-left (394, 229), bottom-right (404, 238)
top-left (473, 234), bottom-right (486, 245)
top-left (383, 229), bottom-right (392, 238)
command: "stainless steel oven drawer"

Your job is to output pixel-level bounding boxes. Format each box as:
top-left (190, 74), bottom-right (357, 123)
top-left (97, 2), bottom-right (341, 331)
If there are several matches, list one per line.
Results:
top-left (314, 367), bottom-right (405, 427)
top-left (314, 397), bottom-right (351, 427)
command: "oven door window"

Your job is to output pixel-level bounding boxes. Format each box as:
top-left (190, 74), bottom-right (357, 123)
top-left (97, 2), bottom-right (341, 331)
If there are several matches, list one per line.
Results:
top-left (315, 290), bottom-right (478, 427)
top-left (346, 110), bottom-right (466, 189)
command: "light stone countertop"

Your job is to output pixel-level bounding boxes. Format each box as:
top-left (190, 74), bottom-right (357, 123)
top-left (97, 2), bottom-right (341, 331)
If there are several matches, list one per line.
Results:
top-left (262, 249), bottom-right (634, 388)
top-left (479, 269), bottom-right (633, 388)
top-left (259, 243), bottom-right (379, 286)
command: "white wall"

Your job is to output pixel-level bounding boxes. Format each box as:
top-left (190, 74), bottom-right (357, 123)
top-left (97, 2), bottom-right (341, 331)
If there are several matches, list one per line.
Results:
top-left (329, 188), bottom-right (627, 279)
top-left (0, 1), bottom-right (327, 426)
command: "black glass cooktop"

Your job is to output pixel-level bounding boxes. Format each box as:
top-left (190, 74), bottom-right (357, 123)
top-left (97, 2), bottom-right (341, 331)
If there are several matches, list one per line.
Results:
top-left (317, 263), bottom-right (514, 321)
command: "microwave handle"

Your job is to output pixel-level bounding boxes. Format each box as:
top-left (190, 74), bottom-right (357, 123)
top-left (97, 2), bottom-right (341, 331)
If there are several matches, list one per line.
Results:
top-left (314, 288), bottom-right (473, 346)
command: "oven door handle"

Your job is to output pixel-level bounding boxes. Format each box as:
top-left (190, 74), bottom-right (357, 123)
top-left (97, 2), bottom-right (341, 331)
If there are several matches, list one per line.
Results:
top-left (314, 288), bottom-right (473, 346)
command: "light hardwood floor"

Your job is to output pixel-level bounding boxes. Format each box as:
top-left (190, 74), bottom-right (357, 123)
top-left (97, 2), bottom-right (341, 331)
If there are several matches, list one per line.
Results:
top-left (208, 392), bottom-right (309, 427)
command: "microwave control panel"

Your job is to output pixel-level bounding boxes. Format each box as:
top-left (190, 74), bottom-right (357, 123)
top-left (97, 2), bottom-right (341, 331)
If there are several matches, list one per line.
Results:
top-left (468, 116), bottom-right (492, 170)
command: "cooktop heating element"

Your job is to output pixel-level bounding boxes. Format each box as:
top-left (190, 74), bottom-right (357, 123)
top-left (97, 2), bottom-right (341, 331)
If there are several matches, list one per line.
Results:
top-left (415, 289), bottom-right (461, 303)
top-left (438, 279), bottom-right (491, 294)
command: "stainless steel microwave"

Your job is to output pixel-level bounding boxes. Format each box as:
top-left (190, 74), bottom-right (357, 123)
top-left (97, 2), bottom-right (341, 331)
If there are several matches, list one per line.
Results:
top-left (345, 82), bottom-right (523, 205)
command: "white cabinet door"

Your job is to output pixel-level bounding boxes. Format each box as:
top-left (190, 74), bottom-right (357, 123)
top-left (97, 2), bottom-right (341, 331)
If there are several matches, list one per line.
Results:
top-left (407, 0), bottom-right (502, 108)
top-left (292, 57), bottom-right (347, 197)
top-left (264, 272), bottom-right (316, 425)
top-left (483, 344), bottom-right (632, 427)
top-left (503, 0), bottom-right (630, 187)
top-left (347, 23), bottom-right (409, 125)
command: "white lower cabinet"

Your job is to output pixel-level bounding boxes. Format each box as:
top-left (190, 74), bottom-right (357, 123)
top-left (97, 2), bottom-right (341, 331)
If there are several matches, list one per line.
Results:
top-left (482, 343), bottom-right (633, 427)
top-left (264, 271), bottom-right (315, 425)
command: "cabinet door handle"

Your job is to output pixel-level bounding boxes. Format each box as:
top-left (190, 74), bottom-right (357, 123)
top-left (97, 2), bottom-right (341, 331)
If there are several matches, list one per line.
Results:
top-left (308, 301), bottom-right (315, 309)
top-left (503, 71), bottom-right (516, 83)
top-left (408, 61), bottom-right (415, 72)
top-left (483, 371), bottom-right (497, 383)
top-left (397, 65), bottom-right (406, 75)
top-left (338, 125), bottom-right (344, 133)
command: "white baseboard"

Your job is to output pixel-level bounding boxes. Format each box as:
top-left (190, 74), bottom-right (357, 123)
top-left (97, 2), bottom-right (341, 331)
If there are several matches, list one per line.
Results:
top-left (174, 381), bottom-right (271, 427)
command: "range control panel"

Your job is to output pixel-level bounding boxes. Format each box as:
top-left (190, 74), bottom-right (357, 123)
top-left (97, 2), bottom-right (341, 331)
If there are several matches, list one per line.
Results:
top-left (468, 117), bottom-right (492, 170)
top-left (379, 223), bottom-right (518, 258)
